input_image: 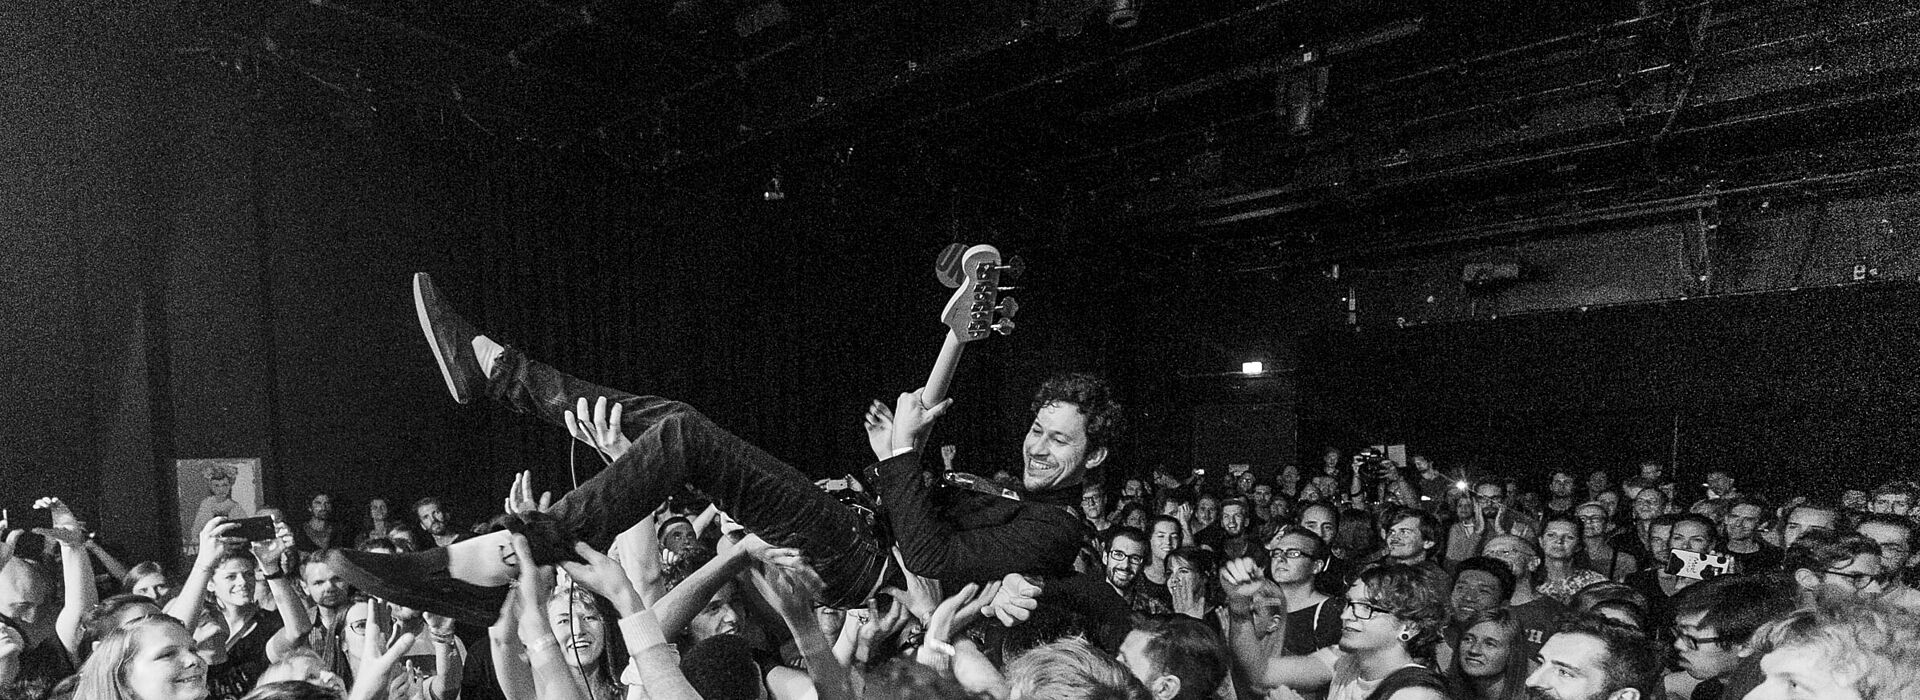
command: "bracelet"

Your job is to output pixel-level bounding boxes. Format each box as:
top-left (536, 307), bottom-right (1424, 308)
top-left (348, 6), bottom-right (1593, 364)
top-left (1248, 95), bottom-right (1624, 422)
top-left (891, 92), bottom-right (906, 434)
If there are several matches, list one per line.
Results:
top-left (261, 569), bottom-right (286, 581)
top-left (430, 630), bottom-right (458, 644)
top-left (919, 639), bottom-right (956, 658)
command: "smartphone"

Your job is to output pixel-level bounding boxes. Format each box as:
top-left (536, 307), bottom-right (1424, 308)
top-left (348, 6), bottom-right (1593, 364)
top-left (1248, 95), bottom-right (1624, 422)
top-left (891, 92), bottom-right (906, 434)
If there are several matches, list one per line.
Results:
top-left (228, 515), bottom-right (277, 542)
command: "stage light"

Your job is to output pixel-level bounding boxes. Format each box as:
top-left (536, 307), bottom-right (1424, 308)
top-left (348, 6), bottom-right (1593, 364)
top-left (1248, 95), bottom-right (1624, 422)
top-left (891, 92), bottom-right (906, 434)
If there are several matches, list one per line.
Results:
top-left (1241, 361), bottom-right (1264, 375)
top-left (1107, 0), bottom-right (1141, 29)
top-left (762, 172), bottom-right (786, 201)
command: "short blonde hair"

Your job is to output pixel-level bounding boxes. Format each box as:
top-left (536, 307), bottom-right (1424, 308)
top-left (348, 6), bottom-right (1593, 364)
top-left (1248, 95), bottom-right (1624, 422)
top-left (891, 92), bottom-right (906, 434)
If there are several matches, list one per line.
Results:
top-left (1006, 636), bottom-right (1143, 700)
top-left (1751, 597), bottom-right (1920, 700)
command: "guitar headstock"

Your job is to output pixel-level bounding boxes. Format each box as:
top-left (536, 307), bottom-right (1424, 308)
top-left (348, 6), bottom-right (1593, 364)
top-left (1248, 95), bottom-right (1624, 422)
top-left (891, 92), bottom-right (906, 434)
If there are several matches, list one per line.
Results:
top-left (941, 244), bottom-right (1020, 341)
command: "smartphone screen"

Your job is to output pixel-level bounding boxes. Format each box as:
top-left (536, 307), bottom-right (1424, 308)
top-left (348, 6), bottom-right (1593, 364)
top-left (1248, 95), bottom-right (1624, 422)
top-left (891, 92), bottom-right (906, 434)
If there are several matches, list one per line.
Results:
top-left (229, 515), bottom-right (277, 542)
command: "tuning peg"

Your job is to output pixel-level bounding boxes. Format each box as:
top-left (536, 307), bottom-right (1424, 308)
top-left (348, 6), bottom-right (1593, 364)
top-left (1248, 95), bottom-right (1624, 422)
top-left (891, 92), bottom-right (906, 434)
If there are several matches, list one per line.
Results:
top-left (992, 317), bottom-right (1016, 335)
top-left (996, 255), bottom-right (1027, 279)
top-left (996, 297), bottom-right (1020, 318)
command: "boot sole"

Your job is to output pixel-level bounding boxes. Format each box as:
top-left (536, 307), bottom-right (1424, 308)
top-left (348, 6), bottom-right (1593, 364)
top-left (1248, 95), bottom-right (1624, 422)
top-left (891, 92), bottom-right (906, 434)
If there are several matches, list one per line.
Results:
top-left (414, 273), bottom-right (473, 404)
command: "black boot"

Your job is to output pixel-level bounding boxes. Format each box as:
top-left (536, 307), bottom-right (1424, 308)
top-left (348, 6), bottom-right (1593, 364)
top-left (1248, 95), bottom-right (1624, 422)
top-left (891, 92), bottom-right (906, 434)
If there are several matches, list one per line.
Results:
top-left (413, 272), bottom-right (485, 404)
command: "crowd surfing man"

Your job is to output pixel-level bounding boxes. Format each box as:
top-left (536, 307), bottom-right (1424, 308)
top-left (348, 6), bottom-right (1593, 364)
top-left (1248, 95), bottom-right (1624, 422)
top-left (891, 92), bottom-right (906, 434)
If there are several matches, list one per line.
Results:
top-left (329, 273), bottom-right (1121, 624)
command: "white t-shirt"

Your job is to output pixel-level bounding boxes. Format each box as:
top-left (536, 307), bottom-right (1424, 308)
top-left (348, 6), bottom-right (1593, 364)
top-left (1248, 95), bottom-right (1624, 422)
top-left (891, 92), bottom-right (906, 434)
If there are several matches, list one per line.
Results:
top-left (1313, 648), bottom-right (1431, 700)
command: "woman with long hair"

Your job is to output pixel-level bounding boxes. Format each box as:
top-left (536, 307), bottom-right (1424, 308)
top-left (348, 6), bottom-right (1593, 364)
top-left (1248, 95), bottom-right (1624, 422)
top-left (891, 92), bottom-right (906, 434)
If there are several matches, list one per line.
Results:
top-left (1446, 609), bottom-right (1528, 700)
top-left (1163, 546), bottom-right (1220, 624)
top-left (1141, 516), bottom-right (1184, 593)
top-left (71, 615), bottom-right (207, 700)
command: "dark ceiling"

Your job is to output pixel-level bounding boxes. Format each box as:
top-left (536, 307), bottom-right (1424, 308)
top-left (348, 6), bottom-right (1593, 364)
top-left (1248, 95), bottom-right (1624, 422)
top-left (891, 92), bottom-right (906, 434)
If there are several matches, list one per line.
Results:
top-left (177, 0), bottom-right (1920, 273)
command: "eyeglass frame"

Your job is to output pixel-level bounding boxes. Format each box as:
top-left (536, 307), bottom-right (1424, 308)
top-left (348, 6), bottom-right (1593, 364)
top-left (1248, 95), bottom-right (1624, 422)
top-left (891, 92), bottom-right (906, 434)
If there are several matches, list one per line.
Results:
top-left (1343, 599), bottom-right (1401, 621)
top-left (1265, 548), bottom-right (1317, 561)
top-left (1669, 626), bottom-right (1729, 650)
top-left (1822, 568), bottom-right (1885, 589)
top-left (1105, 549), bottom-right (1147, 566)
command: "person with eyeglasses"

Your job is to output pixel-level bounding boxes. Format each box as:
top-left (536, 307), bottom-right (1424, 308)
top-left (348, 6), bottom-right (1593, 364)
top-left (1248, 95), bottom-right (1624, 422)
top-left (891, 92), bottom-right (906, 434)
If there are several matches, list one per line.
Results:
top-left (1665, 574), bottom-right (1798, 700)
top-left (1263, 527), bottom-right (1342, 657)
top-left (1037, 526), bottom-right (1167, 652)
top-left (1783, 530), bottom-right (1885, 607)
top-left (1221, 562), bottom-right (1451, 700)
top-left (1573, 503), bottom-right (1638, 581)
top-left (1852, 514), bottom-right (1919, 611)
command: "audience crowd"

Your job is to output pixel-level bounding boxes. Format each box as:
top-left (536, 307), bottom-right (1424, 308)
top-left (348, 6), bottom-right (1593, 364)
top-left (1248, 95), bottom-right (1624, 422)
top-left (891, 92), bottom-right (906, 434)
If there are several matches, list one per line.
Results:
top-left (8, 280), bottom-right (1919, 700)
top-left (6, 439), bottom-right (1917, 700)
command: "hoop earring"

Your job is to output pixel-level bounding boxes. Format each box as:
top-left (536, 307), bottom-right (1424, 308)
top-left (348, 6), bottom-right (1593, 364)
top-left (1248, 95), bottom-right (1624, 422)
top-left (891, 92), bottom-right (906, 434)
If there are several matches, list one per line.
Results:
top-left (1398, 629), bottom-right (1415, 642)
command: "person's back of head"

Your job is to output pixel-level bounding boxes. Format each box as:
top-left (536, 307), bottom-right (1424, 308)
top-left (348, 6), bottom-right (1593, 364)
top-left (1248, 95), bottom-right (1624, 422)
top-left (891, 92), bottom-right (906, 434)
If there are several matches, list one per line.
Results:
top-left (679, 634), bottom-right (761, 700)
top-left (240, 681), bottom-right (342, 700)
top-left (1008, 636), bottom-right (1149, 700)
top-left (860, 658), bottom-right (977, 700)
top-left (1670, 573), bottom-right (1797, 649)
top-left (1334, 508), bottom-right (1381, 554)
top-left (1750, 596), bottom-right (1920, 700)
top-left (1783, 529), bottom-right (1881, 580)
top-left (1127, 615), bottom-right (1229, 700)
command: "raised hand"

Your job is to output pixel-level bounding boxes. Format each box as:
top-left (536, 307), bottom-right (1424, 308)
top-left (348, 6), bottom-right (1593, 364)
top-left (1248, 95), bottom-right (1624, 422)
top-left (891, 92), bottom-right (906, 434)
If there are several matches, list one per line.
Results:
top-left (194, 517), bottom-right (241, 567)
top-left (1221, 557), bottom-right (1266, 617)
top-left (892, 548), bottom-right (940, 625)
top-left (565, 396), bottom-right (633, 463)
top-left (503, 471), bottom-right (553, 516)
top-left (346, 625), bottom-right (423, 700)
top-left (983, 573), bottom-right (1041, 627)
top-left (31, 498), bottom-right (88, 548)
top-left (1168, 571), bottom-right (1207, 617)
top-left (863, 400), bottom-right (895, 462)
top-left (939, 444), bottom-right (957, 469)
top-left (559, 542), bottom-right (644, 614)
top-left (251, 517), bottom-right (293, 572)
top-left (888, 389), bottom-right (952, 453)
top-left (926, 580), bottom-right (998, 644)
top-left (33, 497), bottom-right (80, 531)
top-left (852, 596), bottom-right (910, 666)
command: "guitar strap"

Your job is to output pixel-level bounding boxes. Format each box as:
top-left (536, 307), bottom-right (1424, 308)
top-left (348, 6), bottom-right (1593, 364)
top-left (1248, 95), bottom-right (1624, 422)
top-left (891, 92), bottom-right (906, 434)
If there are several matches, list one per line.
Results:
top-left (942, 472), bottom-right (1022, 501)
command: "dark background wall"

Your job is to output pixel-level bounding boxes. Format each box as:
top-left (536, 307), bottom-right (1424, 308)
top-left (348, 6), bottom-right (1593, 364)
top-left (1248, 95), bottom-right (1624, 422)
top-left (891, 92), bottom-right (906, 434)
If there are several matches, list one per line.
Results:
top-left (8, 0), bottom-right (1920, 569)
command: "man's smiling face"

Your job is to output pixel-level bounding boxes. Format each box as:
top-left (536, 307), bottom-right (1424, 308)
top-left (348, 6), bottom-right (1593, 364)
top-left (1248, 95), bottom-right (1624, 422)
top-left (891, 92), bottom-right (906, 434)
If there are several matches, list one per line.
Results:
top-left (1022, 401), bottom-right (1105, 492)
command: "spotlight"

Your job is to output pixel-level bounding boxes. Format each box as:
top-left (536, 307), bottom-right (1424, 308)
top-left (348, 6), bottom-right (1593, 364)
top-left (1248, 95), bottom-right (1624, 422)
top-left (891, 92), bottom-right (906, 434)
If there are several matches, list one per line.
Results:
top-left (1241, 361), bottom-right (1264, 375)
top-left (1107, 0), bottom-right (1141, 29)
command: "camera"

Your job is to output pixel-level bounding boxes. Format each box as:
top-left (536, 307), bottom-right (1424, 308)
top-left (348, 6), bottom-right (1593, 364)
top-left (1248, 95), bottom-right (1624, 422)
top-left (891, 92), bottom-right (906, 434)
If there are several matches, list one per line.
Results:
top-left (1353, 449), bottom-right (1396, 479)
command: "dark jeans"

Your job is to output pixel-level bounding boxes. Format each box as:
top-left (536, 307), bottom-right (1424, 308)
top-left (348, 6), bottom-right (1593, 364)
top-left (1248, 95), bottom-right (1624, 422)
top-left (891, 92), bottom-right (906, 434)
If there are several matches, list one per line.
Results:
top-left (486, 346), bottom-right (889, 607)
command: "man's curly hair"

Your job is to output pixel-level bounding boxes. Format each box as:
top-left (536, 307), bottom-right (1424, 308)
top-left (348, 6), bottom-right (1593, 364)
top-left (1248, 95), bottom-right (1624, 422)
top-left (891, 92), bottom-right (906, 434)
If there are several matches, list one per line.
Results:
top-left (1030, 373), bottom-right (1123, 452)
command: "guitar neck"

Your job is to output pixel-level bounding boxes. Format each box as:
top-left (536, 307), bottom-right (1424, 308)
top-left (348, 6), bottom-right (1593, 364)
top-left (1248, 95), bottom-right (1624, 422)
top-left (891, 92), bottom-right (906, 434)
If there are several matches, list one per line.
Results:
top-left (922, 331), bottom-right (966, 406)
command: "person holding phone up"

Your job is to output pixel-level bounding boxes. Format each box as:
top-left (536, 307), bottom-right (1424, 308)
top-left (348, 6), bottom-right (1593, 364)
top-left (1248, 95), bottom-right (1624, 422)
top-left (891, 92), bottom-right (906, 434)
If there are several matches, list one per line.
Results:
top-left (164, 514), bottom-right (313, 699)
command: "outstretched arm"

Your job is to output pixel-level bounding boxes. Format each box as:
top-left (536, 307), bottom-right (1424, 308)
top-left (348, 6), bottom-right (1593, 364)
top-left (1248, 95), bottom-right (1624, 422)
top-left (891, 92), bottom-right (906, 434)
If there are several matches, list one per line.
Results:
top-left (487, 585), bottom-right (537, 700)
top-left (166, 517), bottom-right (239, 626)
top-left (258, 519), bottom-right (313, 660)
top-left (559, 541), bottom-right (699, 700)
top-left (749, 560), bottom-right (852, 700)
top-left (508, 535), bottom-right (591, 700)
top-left (37, 498), bottom-right (98, 663)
